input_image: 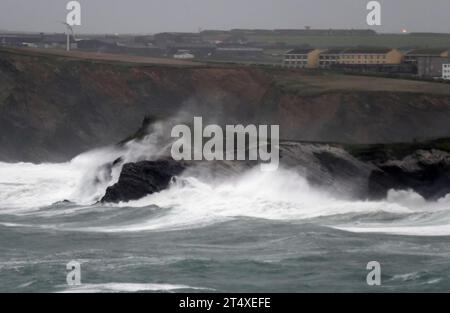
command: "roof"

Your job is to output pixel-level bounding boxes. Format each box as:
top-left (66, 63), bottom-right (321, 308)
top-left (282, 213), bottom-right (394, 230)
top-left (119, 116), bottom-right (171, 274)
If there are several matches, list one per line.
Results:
top-left (217, 47), bottom-right (263, 52)
top-left (321, 48), bottom-right (348, 54)
top-left (168, 43), bottom-right (216, 48)
top-left (405, 48), bottom-right (449, 56)
top-left (416, 56), bottom-right (450, 61)
top-left (286, 48), bottom-right (315, 55)
top-left (341, 47), bottom-right (392, 54)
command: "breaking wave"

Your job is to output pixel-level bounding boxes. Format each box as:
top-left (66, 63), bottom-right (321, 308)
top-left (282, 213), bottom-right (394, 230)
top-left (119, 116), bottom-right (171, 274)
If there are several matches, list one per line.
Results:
top-left (2, 152), bottom-right (450, 236)
top-left (2, 118), bottom-right (450, 237)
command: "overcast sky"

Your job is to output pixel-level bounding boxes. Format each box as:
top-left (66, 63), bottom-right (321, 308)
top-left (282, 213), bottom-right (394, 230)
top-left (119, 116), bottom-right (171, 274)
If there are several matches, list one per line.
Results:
top-left (0, 0), bottom-right (449, 34)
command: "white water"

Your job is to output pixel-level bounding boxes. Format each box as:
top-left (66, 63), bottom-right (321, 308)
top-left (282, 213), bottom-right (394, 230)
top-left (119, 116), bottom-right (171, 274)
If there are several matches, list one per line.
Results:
top-left (2, 138), bottom-right (450, 236)
top-left (0, 147), bottom-right (122, 212)
top-left (58, 282), bottom-right (213, 293)
top-left (0, 120), bottom-right (176, 212)
top-left (89, 169), bottom-right (449, 236)
top-left (101, 169), bottom-right (411, 231)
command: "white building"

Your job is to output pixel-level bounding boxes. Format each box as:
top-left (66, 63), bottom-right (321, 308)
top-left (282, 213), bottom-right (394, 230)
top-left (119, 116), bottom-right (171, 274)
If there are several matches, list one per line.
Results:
top-left (173, 50), bottom-right (195, 59)
top-left (443, 64), bottom-right (450, 80)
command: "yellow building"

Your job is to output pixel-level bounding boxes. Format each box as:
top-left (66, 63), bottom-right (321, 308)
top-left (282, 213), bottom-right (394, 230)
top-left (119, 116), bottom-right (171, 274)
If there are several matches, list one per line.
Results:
top-left (283, 48), bottom-right (323, 68)
top-left (338, 48), bottom-right (403, 65)
top-left (319, 48), bottom-right (347, 68)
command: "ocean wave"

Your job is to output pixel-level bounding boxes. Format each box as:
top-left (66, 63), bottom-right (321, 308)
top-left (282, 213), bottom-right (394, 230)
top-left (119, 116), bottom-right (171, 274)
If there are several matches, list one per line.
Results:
top-left (57, 282), bottom-right (214, 293)
top-left (3, 156), bottom-right (450, 236)
top-left (334, 224), bottom-right (450, 236)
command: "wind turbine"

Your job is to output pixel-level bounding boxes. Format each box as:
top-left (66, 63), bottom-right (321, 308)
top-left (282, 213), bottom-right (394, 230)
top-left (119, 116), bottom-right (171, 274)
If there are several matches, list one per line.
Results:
top-left (61, 22), bottom-right (76, 51)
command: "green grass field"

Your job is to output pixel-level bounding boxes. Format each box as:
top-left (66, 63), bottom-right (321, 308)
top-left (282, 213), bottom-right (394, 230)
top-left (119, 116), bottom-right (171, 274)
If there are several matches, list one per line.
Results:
top-left (271, 70), bottom-right (450, 95)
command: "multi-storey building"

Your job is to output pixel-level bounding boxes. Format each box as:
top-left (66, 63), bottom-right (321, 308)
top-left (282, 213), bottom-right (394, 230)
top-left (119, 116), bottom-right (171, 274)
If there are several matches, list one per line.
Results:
top-left (404, 48), bottom-right (450, 65)
top-left (337, 48), bottom-right (403, 65)
top-left (285, 47), bottom-right (403, 69)
top-left (417, 56), bottom-right (450, 79)
top-left (282, 48), bottom-right (323, 68)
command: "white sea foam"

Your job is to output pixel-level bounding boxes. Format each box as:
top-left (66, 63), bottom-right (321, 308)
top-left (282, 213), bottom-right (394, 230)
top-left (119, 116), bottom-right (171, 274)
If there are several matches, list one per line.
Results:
top-left (0, 161), bottom-right (81, 211)
top-left (0, 148), bottom-right (120, 212)
top-left (2, 141), bottom-right (450, 236)
top-left (58, 282), bottom-right (213, 293)
top-left (89, 168), bottom-right (411, 232)
top-left (0, 121), bottom-right (172, 211)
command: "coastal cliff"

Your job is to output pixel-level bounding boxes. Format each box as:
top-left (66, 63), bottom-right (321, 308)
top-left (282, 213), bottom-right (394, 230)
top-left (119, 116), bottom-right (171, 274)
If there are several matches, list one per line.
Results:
top-left (2, 47), bottom-right (450, 162)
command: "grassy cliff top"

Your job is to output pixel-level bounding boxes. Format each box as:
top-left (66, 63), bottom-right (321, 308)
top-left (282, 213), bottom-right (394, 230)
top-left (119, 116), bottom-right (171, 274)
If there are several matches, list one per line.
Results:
top-left (272, 71), bottom-right (450, 96)
top-left (0, 46), bottom-right (203, 67)
top-left (2, 46), bottom-right (450, 96)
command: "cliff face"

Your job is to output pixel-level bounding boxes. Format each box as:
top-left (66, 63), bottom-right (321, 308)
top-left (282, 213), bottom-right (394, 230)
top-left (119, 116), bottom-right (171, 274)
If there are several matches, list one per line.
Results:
top-left (2, 48), bottom-right (450, 162)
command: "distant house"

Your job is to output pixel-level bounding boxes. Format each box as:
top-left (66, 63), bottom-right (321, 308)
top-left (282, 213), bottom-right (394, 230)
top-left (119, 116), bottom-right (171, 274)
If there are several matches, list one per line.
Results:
top-left (167, 43), bottom-right (216, 58)
top-left (173, 50), bottom-right (195, 59)
top-left (338, 48), bottom-right (403, 65)
top-left (77, 39), bottom-right (164, 57)
top-left (153, 32), bottom-right (203, 47)
top-left (282, 48), bottom-right (322, 68)
top-left (0, 33), bottom-right (44, 46)
top-left (404, 48), bottom-right (450, 65)
top-left (417, 56), bottom-right (450, 79)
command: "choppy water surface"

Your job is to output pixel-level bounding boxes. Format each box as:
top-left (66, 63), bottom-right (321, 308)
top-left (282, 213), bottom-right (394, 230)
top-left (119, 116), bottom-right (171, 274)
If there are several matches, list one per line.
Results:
top-left (1, 150), bottom-right (450, 293)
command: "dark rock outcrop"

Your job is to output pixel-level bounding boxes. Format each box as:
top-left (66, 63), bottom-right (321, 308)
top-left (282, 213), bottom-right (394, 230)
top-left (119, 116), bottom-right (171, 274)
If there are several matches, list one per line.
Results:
top-left (368, 149), bottom-right (450, 200)
top-left (100, 141), bottom-right (375, 203)
top-left (101, 140), bottom-right (450, 203)
top-left (278, 142), bottom-right (374, 198)
top-left (101, 160), bottom-right (186, 203)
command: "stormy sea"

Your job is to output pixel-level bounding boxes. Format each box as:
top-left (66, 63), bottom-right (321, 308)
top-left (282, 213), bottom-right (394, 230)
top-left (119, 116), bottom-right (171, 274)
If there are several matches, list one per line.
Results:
top-left (1, 123), bottom-right (450, 294)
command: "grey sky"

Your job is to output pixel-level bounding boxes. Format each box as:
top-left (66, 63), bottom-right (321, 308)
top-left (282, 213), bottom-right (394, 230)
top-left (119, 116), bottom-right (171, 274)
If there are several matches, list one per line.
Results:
top-left (0, 0), bottom-right (449, 34)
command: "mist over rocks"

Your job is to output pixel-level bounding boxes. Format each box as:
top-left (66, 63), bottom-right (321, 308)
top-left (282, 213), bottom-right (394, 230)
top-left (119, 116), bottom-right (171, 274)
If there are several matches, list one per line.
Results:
top-left (100, 116), bottom-right (374, 203)
top-left (100, 119), bottom-right (450, 203)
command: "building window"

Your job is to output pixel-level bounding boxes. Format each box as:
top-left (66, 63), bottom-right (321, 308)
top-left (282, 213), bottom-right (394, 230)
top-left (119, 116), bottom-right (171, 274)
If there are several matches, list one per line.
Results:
top-left (443, 64), bottom-right (450, 79)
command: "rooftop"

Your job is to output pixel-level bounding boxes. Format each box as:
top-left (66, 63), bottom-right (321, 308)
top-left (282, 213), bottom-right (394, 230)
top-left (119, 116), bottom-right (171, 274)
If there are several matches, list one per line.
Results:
top-left (286, 48), bottom-right (316, 55)
top-left (341, 47), bottom-right (393, 54)
top-left (405, 48), bottom-right (450, 56)
top-left (321, 48), bottom-right (348, 54)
